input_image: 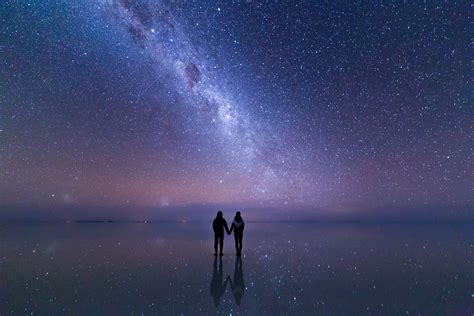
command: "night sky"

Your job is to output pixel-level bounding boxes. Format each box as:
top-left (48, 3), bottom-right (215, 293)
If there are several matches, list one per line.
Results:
top-left (1, 1), bottom-right (472, 220)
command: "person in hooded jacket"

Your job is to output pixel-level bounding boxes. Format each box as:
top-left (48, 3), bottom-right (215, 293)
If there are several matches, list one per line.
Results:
top-left (228, 211), bottom-right (245, 256)
top-left (213, 211), bottom-right (230, 256)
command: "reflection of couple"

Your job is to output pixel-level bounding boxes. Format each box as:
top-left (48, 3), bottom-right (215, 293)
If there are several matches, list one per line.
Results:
top-left (212, 211), bottom-right (245, 256)
top-left (210, 256), bottom-right (245, 306)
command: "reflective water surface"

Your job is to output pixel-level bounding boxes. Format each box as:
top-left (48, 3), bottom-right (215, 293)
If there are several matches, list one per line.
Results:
top-left (0, 222), bottom-right (472, 315)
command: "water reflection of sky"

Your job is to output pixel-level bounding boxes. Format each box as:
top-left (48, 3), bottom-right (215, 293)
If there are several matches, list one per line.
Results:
top-left (0, 223), bottom-right (472, 314)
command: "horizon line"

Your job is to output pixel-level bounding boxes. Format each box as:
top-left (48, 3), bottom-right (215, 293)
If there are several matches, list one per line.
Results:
top-left (0, 219), bottom-right (472, 224)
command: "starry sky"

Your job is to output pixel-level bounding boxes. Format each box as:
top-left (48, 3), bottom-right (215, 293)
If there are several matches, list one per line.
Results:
top-left (0, 1), bottom-right (472, 221)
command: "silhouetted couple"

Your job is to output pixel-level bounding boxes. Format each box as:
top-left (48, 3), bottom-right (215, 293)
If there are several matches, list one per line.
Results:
top-left (210, 256), bottom-right (245, 307)
top-left (212, 211), bottom-right (244, 256)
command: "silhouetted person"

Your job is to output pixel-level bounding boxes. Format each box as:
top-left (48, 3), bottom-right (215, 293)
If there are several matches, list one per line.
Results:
top-left (213, 211), bottom-right (230, 256)
top-left (227, 256), bottom-right (245, 305)
top-left (228, 211), bottom-right (244, 255)
top-left (210, 256), bottom-right (228, 307)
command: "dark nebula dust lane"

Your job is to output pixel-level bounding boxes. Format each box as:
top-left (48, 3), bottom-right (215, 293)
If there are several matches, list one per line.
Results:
top-left (0, 1), bottom-right (472, 220)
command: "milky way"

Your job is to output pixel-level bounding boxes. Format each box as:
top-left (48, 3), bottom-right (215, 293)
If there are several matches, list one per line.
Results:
top-left (101, 0), bottom-right (311, 207)
top-left (0, 1), bottom-right (471, 220)
top-left (108, 0), bottom-right (285, 193)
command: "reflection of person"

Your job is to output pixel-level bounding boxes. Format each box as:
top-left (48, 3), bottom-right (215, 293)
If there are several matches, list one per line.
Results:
top-left (210, 256), bottom-right (228, 307)
top-left (228, 211), bottom-right (244, 256)
top-left (227, 256), bottom-right (245, 305)
top-left (213, 211), bottom-right (230, 256)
